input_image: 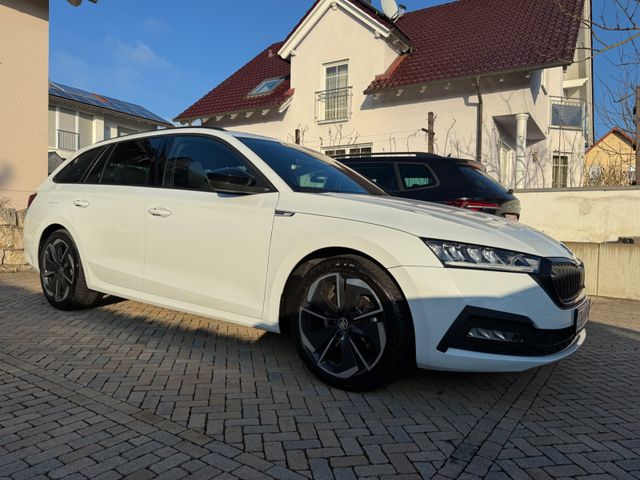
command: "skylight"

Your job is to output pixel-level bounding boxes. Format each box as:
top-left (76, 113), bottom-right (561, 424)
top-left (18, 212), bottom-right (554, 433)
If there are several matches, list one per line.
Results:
top-left (248, 77), bottom-right (284, 97)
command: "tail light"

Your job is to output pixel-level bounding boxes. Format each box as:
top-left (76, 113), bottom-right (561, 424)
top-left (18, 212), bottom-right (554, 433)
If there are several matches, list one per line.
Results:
top-left (27, 193), bottom-right (37, 209)
top-left (446, 198), bottom-right (500, 212)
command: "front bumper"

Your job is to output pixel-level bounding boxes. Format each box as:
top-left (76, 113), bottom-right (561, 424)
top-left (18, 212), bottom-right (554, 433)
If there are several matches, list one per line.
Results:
top-left (389, 265), bottom-right (586, 372)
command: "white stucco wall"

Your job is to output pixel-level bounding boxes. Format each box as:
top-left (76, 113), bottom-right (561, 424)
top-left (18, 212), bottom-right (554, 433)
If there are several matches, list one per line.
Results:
top-left (518, 188), bottom-right (640, 243)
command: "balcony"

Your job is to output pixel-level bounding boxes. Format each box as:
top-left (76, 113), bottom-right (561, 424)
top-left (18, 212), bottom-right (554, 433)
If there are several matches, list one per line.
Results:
top-left (57, 129), bottom-right (80, 151)
top-left (550, 97), bottom-right (586, 133)
top-left (315, 87), bottom-right (352, 124)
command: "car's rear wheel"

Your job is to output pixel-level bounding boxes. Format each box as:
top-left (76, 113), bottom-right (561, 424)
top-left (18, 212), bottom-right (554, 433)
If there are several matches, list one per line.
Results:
top-left (39, 230), bottom-right (98, 310)
top-left (292, 255), bottom-right (414, 390)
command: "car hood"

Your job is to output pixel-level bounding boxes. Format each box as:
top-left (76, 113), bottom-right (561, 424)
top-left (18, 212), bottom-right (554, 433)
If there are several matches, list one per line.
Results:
top-left (279, 192), bottom-right (572, 258)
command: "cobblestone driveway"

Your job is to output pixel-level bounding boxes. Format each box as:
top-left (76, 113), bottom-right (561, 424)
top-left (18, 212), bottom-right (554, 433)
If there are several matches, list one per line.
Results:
top-left (0, 272), bottom-right (639, 480)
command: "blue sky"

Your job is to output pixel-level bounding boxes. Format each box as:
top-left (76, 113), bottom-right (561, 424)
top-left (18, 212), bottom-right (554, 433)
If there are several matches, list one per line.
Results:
top-left (50, 0), bottom-right (625, 137)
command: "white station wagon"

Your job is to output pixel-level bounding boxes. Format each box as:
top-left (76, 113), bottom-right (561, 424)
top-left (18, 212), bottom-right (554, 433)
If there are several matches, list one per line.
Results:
top-left (24, 128), bottom-right (589, 390)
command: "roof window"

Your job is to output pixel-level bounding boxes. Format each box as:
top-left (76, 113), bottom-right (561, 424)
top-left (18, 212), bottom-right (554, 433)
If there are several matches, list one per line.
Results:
top-left (248, 77), bottom-right (284, 97)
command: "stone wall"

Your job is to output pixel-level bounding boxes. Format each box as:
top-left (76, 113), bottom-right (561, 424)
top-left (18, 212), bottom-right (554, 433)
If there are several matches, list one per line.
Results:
top-left (0, 207), bottom-right (31, 272)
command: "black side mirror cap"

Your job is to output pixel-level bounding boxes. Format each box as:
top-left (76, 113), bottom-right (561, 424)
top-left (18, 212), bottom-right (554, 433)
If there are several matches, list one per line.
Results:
top-left (206, 169), bottom-right (271, 195)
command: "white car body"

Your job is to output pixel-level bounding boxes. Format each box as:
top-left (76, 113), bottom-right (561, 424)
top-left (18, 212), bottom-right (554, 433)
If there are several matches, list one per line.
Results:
top-left (24, 128), bottom-right (587, 374)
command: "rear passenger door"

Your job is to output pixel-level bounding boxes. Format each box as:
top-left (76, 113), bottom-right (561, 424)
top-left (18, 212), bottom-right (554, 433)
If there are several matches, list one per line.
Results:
top-left (70, 136), bottom-right (164, 292)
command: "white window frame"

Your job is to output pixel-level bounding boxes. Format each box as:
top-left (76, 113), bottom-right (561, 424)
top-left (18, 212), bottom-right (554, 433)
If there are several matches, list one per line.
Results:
top-left (323, 60), bottom-right (349, 90)
top-left (317, 60), bottom-right (351, 124)
top-left (323, 143), bottom-right (373, 158)
top-left (552, 153), bottom-right (570, 188)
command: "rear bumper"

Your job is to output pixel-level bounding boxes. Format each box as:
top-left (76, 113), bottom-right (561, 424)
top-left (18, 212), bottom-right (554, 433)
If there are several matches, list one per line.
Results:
top-left (388, 265), bottom-right (585, 372)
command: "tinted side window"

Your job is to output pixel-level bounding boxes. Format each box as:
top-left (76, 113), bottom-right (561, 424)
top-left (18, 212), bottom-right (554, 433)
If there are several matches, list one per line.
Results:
top-left (100, 137), bottom-right (163, 186)
top-left (164, 136), bottom-right (254, 191)
top-left (398, 163), bottom-right (438, 190)
top-left (349, 163), bottom-right (399, 192)
top-left (53, 147), bottom-right (105, 184)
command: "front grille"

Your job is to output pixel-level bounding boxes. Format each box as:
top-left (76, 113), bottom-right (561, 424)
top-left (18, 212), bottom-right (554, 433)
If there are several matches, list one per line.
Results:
top-left (551, 263), bottom-right (585, 305)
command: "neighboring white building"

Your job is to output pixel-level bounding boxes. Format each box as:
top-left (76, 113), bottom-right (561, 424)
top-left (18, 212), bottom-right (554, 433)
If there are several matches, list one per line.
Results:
top-left (49, 81), bottom-right (171, 170)
top-left (176, 0), bottom-right (593, 189)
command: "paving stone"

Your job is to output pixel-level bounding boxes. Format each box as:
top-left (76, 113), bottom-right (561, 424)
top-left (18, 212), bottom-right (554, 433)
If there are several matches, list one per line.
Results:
top-left (0, 274), bottom-right (638, 480)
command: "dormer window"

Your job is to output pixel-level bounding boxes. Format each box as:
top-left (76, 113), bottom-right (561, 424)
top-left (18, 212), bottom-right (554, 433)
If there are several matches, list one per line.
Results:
top-left (248, 77), bottom-right (284, 97)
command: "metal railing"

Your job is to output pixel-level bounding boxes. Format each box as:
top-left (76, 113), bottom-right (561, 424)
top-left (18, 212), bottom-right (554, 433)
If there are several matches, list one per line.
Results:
top-left (57, 129), bottom-right (80, 151)
top-left (315, 87), bottom-right (352, 124)
top-left (550, 96), bottom-right (587, 134)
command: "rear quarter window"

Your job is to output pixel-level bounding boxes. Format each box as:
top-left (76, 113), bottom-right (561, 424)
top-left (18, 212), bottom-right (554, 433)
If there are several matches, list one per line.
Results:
top-left (53, 147), bottom-right (105, 184)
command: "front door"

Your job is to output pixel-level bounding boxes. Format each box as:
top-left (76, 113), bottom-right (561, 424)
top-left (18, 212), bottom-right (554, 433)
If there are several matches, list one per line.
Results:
top-left (143, 134), bottom-right (278, 320)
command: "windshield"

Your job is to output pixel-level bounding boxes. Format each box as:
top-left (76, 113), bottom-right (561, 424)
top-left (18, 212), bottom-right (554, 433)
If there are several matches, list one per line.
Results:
top-left (457, 165), bottom-right (510, 197)
top-left (238, 137), bottom-right (385, 195)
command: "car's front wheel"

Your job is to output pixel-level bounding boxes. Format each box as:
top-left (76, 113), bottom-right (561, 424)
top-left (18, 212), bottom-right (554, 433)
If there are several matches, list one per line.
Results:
top-left (292, 255), bottom-right (414, 390)
top-left (39, 230), bottom-right (98, 310)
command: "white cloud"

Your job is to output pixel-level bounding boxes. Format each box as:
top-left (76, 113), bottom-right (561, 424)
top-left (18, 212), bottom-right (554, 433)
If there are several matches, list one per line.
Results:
top-left (114, 40), bottom-right (171, 70)
top-left (142, 19), bottom-right (170, 35)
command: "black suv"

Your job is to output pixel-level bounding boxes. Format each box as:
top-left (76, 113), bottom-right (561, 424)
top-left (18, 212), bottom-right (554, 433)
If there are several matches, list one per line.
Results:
top-left (338, 153), bottom-right (521, 220)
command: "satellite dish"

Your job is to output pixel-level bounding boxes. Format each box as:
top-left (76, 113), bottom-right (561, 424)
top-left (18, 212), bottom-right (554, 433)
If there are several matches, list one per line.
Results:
top-left (380, 0), bottom-right (406, 21)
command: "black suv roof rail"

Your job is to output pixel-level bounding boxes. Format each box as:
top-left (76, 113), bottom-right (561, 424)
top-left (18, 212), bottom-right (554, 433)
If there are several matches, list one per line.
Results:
top-left (333, 151), bottom-right (444, 159)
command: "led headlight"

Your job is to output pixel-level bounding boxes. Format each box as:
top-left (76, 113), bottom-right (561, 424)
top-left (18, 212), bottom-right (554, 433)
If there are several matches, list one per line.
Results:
top-left (424, 239), bottom-right (542, 274)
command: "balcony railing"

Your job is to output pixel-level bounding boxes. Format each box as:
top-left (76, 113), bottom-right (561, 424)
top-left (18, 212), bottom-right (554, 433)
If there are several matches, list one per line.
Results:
top-left (550, 97), bottom-right (586, 134)
top-left (57, 129), bottom-right (80, 151)
top-left (315, 87), bottom-right (352, 124)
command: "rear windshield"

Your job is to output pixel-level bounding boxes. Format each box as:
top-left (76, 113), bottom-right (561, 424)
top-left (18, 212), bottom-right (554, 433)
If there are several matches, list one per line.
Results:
top-left (457, 165), bottom-right (509, 196)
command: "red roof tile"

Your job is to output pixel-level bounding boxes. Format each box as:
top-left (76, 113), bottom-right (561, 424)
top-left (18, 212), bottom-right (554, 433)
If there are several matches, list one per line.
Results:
top-left (366, 0), bottom-right (585, 92)
top-left (176, 0), bottom-right (585, 120)
top-left (175, 42), bottom-right (291, 122)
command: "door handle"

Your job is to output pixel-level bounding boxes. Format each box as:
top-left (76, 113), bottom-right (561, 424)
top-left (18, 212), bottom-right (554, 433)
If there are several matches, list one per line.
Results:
top-left (73, 200), bottom-right (90, 208)
top-left (148, 207), bottom-right (172, 218)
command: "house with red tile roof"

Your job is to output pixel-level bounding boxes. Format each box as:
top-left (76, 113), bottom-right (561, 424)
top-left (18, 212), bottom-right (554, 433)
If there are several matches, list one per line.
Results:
top-left (176, 0), bottom-right (593, 189)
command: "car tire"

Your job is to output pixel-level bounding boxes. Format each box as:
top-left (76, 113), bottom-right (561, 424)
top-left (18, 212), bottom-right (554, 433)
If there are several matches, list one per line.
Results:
top-left (39, 230), bottom-right (99, 311)
top-left (292, 254), bottom-right (414, 391)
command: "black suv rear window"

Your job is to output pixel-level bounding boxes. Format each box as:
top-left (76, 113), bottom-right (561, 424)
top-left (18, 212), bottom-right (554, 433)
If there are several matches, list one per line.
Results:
top-left (457, 165), bottom-right (508, 196)
top-left (53, 147), bottom-right (105, 184)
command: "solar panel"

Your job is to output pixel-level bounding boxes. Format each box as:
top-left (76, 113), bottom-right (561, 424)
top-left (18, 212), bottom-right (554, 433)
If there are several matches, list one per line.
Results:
top-left (48, 81), bottom-right (169, 125)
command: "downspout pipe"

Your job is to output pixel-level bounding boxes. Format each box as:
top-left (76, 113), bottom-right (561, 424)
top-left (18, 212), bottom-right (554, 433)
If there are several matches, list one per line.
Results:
top-left (475, 76), bottom-right (483, 162)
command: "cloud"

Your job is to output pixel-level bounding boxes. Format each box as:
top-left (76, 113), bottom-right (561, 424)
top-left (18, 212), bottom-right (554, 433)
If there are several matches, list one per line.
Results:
top-left (114, 40), bottom-right (171, 70)
top-left (142, 18), bottom-right (170, 35)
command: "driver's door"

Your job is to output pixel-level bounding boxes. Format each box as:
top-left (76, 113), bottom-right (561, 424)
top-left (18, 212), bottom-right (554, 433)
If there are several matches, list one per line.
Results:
top-left (143, 134), bottom-right (278, 319)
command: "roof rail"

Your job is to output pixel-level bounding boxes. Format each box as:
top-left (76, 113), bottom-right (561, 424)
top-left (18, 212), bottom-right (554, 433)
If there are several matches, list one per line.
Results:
top-left (333, 151), bottom-right (444, 159)
top-left (160, 125), bottom-right (227, 132)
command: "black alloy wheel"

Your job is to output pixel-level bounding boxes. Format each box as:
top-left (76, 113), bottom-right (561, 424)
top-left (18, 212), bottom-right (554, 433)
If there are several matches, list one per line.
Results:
top-left (39, 230), bottom-right (98, 310)
top-left (293, 255), bottom-right (414, 390)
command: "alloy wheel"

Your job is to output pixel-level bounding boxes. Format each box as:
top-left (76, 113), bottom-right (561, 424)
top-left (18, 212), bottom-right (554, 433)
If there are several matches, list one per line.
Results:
top-left (299, 273), bottom-right (387, 379)
top-left (41, 238), bottom-right (76, 302)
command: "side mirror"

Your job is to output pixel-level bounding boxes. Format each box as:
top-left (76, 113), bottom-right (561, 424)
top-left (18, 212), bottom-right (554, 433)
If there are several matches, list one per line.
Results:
top-left (206, 168), bottom-right (270, 194)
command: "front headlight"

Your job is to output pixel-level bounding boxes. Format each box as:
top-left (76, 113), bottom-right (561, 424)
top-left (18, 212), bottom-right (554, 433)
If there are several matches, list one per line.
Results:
top-left (423, 239), bottom-right (542, 274)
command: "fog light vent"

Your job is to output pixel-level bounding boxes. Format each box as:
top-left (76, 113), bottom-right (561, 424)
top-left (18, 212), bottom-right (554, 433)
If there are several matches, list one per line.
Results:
top-left (467, 327), bottom-right (524, 343)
